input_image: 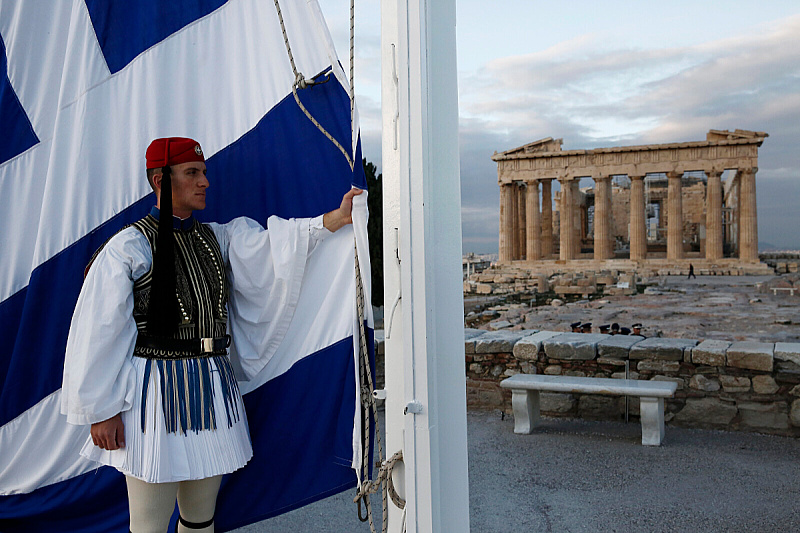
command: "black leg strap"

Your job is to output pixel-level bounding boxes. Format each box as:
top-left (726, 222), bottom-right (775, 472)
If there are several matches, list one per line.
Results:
top-left (178, 515), bottom-right (215, 530)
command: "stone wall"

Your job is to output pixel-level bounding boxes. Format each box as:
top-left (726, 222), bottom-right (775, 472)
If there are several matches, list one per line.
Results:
top-left (377, 329), bottom-right (800, 437)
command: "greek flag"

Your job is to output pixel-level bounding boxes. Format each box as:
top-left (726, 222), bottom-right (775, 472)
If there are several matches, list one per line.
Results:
top-left (0, 1), bottom-right (372, 531)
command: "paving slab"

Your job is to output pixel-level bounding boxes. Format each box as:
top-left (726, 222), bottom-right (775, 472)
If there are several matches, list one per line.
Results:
top-left (597, 335), bottom-right (645, 358)
top-left (543, 333), bottom-right (609, 360)
top-left (512, 330), bottom-right (561, 360)
top-left (629, 337), bottom-right (698, 360)
top-left (727, 341), bottom-right (775, 372)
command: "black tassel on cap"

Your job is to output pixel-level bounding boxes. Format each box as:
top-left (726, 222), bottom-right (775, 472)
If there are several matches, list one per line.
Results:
top-left (147, 162), bottom-right (180, 337)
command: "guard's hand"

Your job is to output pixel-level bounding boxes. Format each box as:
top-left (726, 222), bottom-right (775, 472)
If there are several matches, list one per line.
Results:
top-left (323, 188), bottom-right (363, 232)
top-left (91, 413), bottom-right (125, 450)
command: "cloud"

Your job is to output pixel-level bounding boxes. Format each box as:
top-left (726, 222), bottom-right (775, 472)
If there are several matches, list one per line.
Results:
top-left (339, 6), bottom-right (800, 251)
top-left (454, 14), bottom-right (800, 250)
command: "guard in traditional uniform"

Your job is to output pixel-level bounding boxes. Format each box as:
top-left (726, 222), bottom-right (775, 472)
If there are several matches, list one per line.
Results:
top-left (62, 138), bottom-right (361, 532)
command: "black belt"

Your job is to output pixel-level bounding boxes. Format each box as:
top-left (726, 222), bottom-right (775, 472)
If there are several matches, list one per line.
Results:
top-left (135, 334), bottom-right (231, 356)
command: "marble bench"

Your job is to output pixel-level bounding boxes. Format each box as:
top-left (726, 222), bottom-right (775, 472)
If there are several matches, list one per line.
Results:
top-left (500, 374), bottom-right (678, 446)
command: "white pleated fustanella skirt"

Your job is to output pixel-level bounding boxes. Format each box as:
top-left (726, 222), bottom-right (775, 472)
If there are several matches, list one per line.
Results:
top-left (80, 354), bottom-right (253, 483)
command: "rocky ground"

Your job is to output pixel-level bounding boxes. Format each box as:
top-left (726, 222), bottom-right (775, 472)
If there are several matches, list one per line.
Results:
top-left (466, 274), bottom-right (800, 344)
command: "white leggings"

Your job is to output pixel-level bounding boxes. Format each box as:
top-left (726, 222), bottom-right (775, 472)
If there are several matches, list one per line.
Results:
top-left (126, 475), bottom-right (222, 533)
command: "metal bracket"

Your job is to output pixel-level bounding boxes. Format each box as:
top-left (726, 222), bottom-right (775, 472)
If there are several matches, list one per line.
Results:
top-left (404, 401), bottom-right (423, 415)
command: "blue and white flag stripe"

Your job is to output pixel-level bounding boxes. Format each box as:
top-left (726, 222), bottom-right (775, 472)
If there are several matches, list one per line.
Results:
top-left (0, 1), bottom-right (372, 530)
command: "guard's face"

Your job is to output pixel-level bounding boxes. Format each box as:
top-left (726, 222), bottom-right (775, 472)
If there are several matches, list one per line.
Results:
top-left (167, 161), bottom-right (209, 217)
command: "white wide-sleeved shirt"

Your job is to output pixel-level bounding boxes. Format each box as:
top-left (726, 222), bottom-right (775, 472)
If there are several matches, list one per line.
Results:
top-left (61, 213), bottom-right (329, 482)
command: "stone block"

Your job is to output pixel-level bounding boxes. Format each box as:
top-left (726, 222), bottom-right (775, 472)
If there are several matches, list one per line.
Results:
top-left (474, 330), bottom-right (528, 354)
top-left (727, 342), bottom-right (774, 372)
top-left (637, 360), bottom-right (681, 373)
top-left (719, 375), bottom-right (751, 393)
top-left (791, 400), bottom-right (800, 427)
top-left (738, 402), bottom-right (789, 430)
top-left (752, 375), bottom-right (779, 395)
top-left (540, 392), bottom-right (575, 414)
top-left (543, 333), bottom-right (609, 361)
top-left (488, 320), bottom-right (512, 330)
top-left (465, 328), bottom-right (487, 340)
top-left (651, 375), bottom-right (685, 390)
top-left (597, 335), bottom-right (645, 359)
top-left (692, 340), bottom-right (731, 366)
top-left (777, 361), bottom-right (800, 376)
top-left (674, 398), bottom-right (737, 426)
top-left (464, 328), bottom-right (487, 354)
top-left (475, 283), bottom-right (493, 294)
top-left (513, 330), bottom-right (561, 360)
top-left (689, 374), bottom-right (721, 392)
top-left (791, 384), bottom-right (800, 397)
top-left (597, 357), bottom-right (627, 367)
top-left (630, 338), bottom-right (698, 361)
top-left (544, 365), bottom-right (562, 375)
top-left (775, 342), bottom-right (800, 367)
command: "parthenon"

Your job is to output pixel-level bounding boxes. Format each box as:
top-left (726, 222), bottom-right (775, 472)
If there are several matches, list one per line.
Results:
top-left (492, 129), bottom-right (771, 274)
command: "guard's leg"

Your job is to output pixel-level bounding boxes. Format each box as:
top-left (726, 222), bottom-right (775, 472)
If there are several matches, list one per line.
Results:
top-left (126, 476), bottom-right (179, 533)
top-left (176, 475), bottom-right (223, 532)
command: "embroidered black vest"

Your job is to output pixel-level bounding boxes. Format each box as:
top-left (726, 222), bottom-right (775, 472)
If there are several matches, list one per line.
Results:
top-left (131, 214), bottom-right (229, 358)
top-left (86, 212), bottom-right (240, 434)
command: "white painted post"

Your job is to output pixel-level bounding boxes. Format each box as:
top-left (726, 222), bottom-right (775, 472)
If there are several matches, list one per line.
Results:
top-left (381, 0), bottom-right (470, 531)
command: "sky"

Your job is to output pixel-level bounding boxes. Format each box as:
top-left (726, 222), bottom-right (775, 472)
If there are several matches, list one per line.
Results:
top-left (317, 0), bottom-right (800, 253)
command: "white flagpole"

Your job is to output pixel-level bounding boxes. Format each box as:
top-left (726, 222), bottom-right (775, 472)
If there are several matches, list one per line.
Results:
top-left (381, 0), bottom-right (470, 531)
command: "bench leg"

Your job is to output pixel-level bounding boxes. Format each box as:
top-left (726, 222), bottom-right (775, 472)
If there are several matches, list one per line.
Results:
top-left (639, 397), bottom-right (665, 446)
top-left (511, 390), bottom-right (540, 434)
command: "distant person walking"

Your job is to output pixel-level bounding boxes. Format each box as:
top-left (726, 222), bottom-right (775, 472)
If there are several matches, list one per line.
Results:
top-left (688, 263), bottom-right (696, 279)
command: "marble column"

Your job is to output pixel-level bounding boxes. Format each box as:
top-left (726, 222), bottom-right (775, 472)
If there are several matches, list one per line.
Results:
top-left (541, 179), bottom-right (553, 257)
top-left (499, 183), bottom-right (513, 261)
top-left (559, 178), bottom-right (574, 261)
top-left (667, 171), bottom-right (684, 260)
top-left (510, 183), bottom-right (520, 259)
top-left (526, 180), bottom-right (542, 260)
top-left (517, 183), bottom-right (527, 259)
top-left (629, 175), bottom-right (647, 261)
top-left (705, 170), bottom-right (723, 260)
top-left (572, 180), bottom-right (582, 258)
top-left (594, 176), bottom-right (612, 260)
top-left (738, 167), bottom-right (759, 262)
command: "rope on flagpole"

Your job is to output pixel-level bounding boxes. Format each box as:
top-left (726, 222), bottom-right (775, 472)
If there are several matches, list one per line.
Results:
top-left (352, 251), bottom-right (406, 533)
top-left (273, 0), bottom-right (354, 171)
top-left (271, 2), bottom-right (405, 531)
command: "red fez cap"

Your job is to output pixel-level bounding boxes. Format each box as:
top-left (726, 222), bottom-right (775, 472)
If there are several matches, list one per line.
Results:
top-left (146, 137), bottom-right (205, 169)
